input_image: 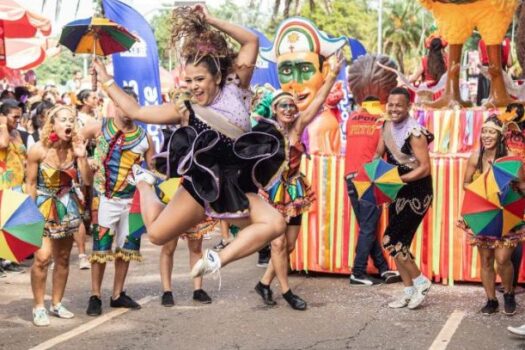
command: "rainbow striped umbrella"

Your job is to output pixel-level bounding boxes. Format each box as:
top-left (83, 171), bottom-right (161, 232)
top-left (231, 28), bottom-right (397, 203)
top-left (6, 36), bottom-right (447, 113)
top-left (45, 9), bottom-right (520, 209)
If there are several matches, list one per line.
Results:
top-left (59, 17), bottom-right (137, 56)
top-left (128, 190), bottom-right (145, 239)
top-left (461, 174), bottom-right (525, 237)
top-left (0, 189), bottom-right (44, 263)
top-left (352, 158), bottom-right (405, 206)
top-left (485, 156), bottom-right (523, 196)
top-left (59, 16), bottom-right (137, 90)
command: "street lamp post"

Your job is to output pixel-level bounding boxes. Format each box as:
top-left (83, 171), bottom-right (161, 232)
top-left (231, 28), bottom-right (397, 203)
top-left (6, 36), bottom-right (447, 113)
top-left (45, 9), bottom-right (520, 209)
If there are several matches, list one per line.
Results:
top-left (377, 0), bottom-right (383, 55)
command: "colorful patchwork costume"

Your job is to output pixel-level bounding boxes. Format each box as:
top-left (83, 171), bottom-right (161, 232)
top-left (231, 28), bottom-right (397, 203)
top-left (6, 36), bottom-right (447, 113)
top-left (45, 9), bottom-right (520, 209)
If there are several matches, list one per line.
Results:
top-left (261, 141), bottom-right (315, 223)
top-left (90, 118), bottom-right (149, 262)
top-left (36, 162), bottom-right (83, 239)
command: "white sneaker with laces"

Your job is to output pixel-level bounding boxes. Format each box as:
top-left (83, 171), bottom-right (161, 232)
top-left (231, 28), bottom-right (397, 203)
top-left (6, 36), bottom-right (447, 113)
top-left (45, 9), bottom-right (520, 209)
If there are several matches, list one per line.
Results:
top-left (33, 307), bottom-right (50, 327)
top-left (49, 303), bottom-right (75, 319)
top-left (130, 164), bottom-right (157, 186)
top-left (408, 277), bottom-right (432, 309)
top-left (388, 293), bottom-right (412, 309)
top-left (191, 249), bottom-right (221, 278)
top-left (508, 324), bottom-right (525, 336)
top-left (79, 254), bottom-right (90, 270)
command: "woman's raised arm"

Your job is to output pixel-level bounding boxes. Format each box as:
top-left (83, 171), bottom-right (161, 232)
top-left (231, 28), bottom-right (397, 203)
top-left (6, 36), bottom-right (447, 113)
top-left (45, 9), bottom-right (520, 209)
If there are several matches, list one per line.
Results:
top-left (92, 59), bottom-right (183, 125)
top-left (197, 6), bottom-right (258, 88)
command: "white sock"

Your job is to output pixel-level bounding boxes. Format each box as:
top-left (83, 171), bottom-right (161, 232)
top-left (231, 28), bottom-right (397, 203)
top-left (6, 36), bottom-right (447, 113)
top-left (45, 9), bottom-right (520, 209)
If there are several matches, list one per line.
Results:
top-left (404, 286), bottom-right (416, 296)
top-left (413, 274), bottom-right (428, 286)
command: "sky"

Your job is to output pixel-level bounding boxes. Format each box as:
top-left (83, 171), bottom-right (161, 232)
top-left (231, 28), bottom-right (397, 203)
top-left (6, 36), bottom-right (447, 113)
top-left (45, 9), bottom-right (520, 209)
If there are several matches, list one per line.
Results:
top-left (17, 0), bottom-right (272, 36)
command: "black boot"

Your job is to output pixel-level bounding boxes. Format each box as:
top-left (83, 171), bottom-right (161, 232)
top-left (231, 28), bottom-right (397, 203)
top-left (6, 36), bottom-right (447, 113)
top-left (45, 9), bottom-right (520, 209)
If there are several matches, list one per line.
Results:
top-left (254, 282), bottom-right (276, 306)
top-left (282, 289), bottom-right (307, 310)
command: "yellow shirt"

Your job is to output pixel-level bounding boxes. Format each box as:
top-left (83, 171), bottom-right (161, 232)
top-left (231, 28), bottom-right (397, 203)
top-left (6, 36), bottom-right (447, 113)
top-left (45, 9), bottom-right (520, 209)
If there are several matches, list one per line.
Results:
top-left (0, 141), bottom-right (26, 189)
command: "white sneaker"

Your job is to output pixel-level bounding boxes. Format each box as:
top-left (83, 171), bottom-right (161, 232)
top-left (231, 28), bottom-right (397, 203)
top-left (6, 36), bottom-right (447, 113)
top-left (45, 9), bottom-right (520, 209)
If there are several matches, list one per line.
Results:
top-left (33, 307), bottom-right (50, 327)
top-left (49, 260), bottom-right (54, 271)
top-left (191, 249), bottom-right (221, 278)
top-left (388, 293), bottom-right (412, 309)
top-left (79, 254), bottom-right (90, 270)
top-left (49, 303), bottom-right (75, 319)
top-left (130, 164), bottom-right (156, 186)
top-left (408, 277), bottom-right (432, 309)
top-left (508, 324), bottom-right (525, 336)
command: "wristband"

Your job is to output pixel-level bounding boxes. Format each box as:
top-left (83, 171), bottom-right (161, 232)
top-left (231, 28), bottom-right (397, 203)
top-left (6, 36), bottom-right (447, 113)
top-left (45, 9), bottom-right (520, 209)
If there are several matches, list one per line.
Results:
top-left (102, 78), bottom-right (115, 90)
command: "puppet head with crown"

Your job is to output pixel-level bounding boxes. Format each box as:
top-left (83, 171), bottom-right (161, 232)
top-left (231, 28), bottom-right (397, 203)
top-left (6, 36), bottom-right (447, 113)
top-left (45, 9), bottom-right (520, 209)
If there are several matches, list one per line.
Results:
top-left (260, 17), bottom-right (346, 112)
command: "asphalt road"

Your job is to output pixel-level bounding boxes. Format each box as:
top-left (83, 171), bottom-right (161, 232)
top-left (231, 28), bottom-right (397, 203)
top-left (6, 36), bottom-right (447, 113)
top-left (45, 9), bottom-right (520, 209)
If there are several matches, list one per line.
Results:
top-left (1, 232), bottom-right (525, 350)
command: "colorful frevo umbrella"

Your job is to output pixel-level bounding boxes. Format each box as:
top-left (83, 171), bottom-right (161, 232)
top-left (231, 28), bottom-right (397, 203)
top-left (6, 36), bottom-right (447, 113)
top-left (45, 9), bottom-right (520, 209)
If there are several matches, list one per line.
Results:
top-left (128, 190), bottom-right (146, 240)
top-left (461, 173), bottom-right (525, 238)
top-left (58, 16), bottom-right (138, 90)
top-left (352, 158), bottom-right (405, 206)
top-left (484, 156), bottom-right (523, 196)
top-left (0, 189), bottom-right (44, 263)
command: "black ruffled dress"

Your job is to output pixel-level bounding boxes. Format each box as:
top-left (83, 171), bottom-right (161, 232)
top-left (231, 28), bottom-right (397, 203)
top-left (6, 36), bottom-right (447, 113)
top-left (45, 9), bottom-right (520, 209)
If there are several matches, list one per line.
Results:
top-left (155, 84), bottom-right (287, 219)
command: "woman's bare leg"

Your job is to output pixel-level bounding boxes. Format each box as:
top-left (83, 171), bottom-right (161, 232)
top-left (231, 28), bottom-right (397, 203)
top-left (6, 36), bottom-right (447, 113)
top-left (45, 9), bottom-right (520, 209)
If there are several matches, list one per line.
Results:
top-left (495, 246), bottom-right (515, 293)
top-left (479, 248), bottom-right (496, 300)
top-left (219, 220), bottom-right (231, 242)
top-left (31, 237), bottom-right (52, 308)
top-left (74, 223), bottom-right (86, 255)
top-left (136, 184), bottom-right (206, 245)
top-left (51, 237), bottom-right (74, 306)
top-left (220, 194), bottom-right (286, 267)
top-left (188, 238), bottom-right (204, 290)
top-left (261, 225), bottom-right (300, 293)
top-left (160, 239), bottom-right (178, 292)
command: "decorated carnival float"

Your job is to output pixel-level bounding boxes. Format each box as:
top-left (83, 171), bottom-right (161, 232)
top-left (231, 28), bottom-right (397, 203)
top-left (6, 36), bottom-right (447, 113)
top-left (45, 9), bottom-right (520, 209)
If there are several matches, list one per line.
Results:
top-left (258, 0), bottom-right (525, 285)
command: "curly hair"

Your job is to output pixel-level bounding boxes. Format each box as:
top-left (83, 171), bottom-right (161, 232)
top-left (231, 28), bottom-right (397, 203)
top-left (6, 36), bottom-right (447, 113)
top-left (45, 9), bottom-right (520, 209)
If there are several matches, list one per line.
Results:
top-left (41, 105), bottom-right (78, 148)
top-left (171, 7), bottom-right (235, 88)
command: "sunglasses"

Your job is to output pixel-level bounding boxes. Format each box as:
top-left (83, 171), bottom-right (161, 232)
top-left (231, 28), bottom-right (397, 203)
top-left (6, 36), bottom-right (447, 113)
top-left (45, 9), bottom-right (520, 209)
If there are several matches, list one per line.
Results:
top-left (277, 102), bottom-right (297, 110)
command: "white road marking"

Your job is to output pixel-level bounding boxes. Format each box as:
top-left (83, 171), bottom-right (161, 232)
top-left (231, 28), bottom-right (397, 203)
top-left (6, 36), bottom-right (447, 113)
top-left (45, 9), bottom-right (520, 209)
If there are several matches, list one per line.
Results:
top-left (28, 295), bottom-right (156, 350)
top-left (429, 310), bottom-right (465, 350)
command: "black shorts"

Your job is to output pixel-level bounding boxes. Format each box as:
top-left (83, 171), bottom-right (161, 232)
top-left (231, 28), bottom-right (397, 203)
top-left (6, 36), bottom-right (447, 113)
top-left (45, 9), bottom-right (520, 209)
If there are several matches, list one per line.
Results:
top-left (288, 214), bottom-right (302, 226)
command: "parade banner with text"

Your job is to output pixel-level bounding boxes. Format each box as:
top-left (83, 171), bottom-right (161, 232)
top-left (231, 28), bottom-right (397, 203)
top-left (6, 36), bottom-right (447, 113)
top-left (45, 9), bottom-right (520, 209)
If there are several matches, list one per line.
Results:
top-left (102, 0), bottom-right (164, 152)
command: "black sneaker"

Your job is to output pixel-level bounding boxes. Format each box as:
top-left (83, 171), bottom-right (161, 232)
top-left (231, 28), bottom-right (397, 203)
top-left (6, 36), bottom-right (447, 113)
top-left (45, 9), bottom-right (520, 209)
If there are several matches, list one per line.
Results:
top-left (161, 291), bottom-right (174, 307)
top-left (503, 293), bottom-right (517, 316)
top-left (193, 289), bottom-right (212, 304)
top-left (481, 299), bottom-right (499, 315)
top-left (257, 245), bottom-right (271, 268)
top-left (86, 295), bottom-right (102, 316)
top-left (3, 263), bottom-right (24, 273)
top-left (350, 273), bottom-right (383, 286)
top-left (381, 271), bottom-right (402, 284)
top-left (110, 292), bottom-right (141, 309)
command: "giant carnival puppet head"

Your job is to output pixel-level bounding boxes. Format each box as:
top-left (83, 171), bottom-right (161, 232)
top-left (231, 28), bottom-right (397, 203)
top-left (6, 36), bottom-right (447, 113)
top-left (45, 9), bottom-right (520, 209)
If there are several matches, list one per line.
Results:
top-left (260, 17), bottom-right (346, 112)
top-left (347, 54), bottom-right (398, 106)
